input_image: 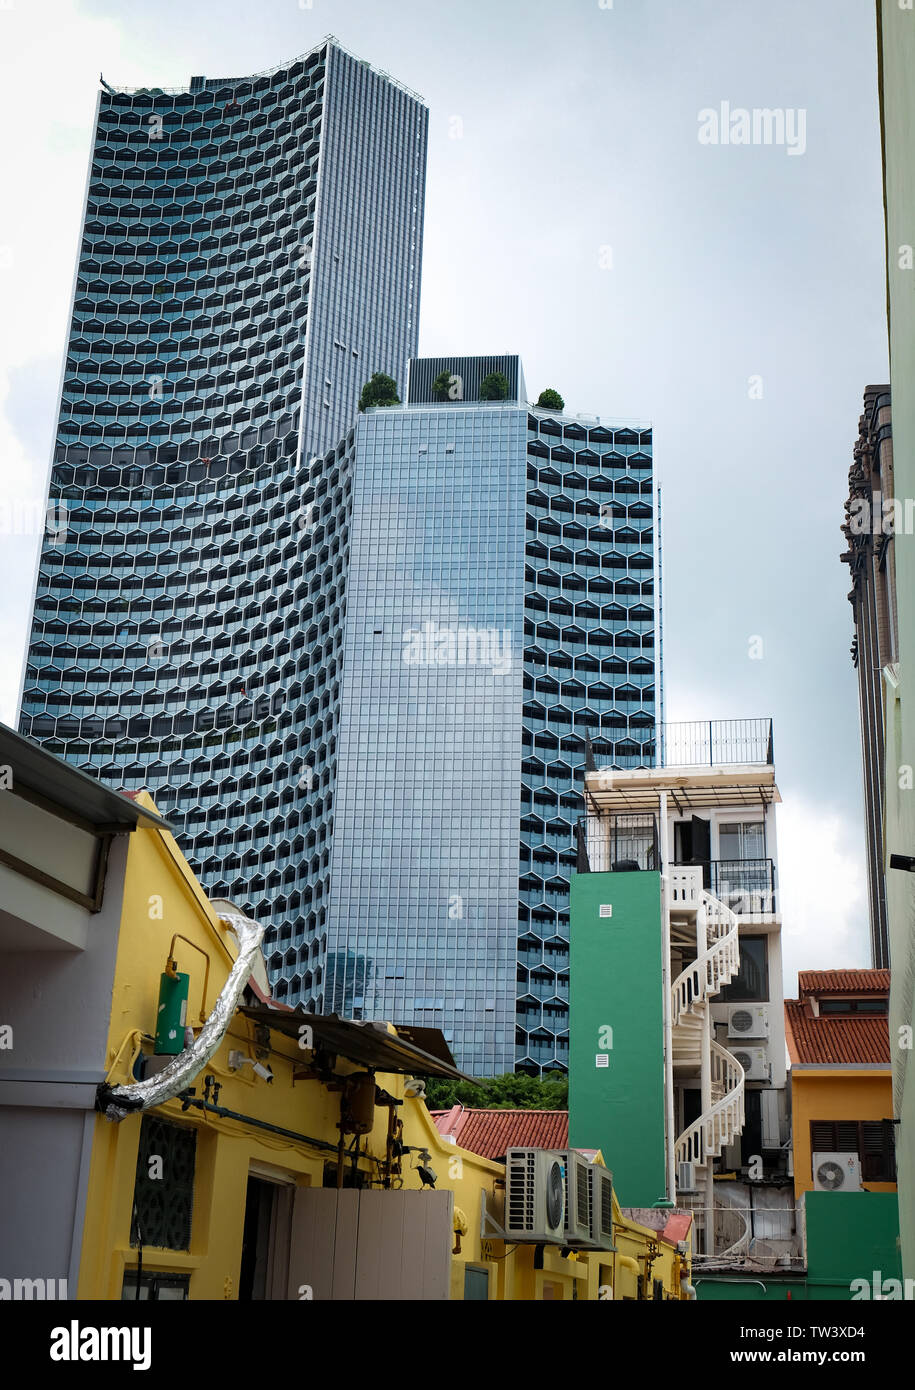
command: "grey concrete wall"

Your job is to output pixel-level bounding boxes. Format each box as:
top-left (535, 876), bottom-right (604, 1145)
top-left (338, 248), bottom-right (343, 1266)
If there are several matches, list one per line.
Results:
top-left (0, 832), bottom-right (129, 1294)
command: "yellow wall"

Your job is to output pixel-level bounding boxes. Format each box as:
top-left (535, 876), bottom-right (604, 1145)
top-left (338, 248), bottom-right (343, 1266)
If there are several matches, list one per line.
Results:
top-left (791, 1068), bottom-right (896, 1199)
top-left (77, 802), bottom-right (691, 1301)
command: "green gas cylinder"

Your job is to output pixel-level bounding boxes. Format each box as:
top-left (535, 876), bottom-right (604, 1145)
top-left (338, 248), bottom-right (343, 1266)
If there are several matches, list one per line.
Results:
top-left (155, 969), bottom-right (190, 1054)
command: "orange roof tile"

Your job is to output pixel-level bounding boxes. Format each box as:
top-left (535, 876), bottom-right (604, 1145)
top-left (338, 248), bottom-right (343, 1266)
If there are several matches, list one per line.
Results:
top-left (784, 1000), bottom-right (891, 1065)
top-left (430, 1107), bottom-right (568, 1159)
top-left (797, 969), bottom-right (890, 997)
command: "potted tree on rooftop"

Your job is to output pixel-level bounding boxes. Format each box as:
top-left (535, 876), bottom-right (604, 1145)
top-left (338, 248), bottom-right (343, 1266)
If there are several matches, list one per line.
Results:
top-left (359, 372), bottom-right (400, 411)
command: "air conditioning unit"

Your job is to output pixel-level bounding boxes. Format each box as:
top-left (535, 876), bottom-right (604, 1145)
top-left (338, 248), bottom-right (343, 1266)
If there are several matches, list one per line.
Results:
top-left (588, 1164), bottom-right (614, 1250)
top-left (760, 1089), bottom-right (781, 1148)
top-left (561, 1150), bottom-right (594, 1246)
top-left (504, 1148), bottom-right (566, 1243)
top-left (813, 1152), bottom-right (862, 1192)
top-left (728, 1004), bottom-right (769, 1039)
top-left (677, 1161), bottom-right (697, 1194)
top-left (731, 1045), bottom-right (770, 1081)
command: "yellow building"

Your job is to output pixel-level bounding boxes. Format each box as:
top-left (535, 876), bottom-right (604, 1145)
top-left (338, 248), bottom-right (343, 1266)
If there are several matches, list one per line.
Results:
top-left (785, 970), bottom-right (896, 1200)
top-left (0, 727), bottom-right (692, 1302)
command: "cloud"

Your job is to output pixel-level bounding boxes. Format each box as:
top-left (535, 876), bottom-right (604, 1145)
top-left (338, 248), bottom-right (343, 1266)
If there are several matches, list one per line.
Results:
top-left (777, 797), bottom-right (870, 996)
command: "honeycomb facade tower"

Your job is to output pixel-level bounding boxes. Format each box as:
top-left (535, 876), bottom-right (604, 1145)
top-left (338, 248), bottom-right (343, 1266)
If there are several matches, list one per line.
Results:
top-left (18, 41), bottom-right (427, 990)
top-left (315, 357), bottom-right (656, 1074)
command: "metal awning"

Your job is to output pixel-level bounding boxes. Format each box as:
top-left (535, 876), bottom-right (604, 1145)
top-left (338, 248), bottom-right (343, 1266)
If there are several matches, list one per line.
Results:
top-left (239, 1006), bottom-right (478, 1082)
top-left (0, 722), bottom-right (172, 834)
top-left (584, 764), bottom-right (780, 815)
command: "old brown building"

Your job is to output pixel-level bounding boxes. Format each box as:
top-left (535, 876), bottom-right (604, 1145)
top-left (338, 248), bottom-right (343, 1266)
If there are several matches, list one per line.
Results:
top-left (840, 386), bottom-right (896, 969)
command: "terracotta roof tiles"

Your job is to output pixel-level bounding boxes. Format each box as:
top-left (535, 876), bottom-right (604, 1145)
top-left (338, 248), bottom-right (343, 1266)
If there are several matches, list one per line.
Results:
top-left (430, 1107), bottom-right (568, 1159)
top-left (797, 969), bottom-right (890, 997)
top-left (784, 1000), bottom-right (891, 1065)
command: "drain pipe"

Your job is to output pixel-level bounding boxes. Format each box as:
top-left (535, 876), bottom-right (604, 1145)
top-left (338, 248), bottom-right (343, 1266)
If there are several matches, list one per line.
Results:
top-left (96, 911), bottom-right (263, 1122)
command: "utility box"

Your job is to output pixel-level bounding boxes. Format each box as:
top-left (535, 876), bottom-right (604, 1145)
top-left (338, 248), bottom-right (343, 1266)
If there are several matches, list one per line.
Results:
top-left (155, 970), bottom-right (189, 1054)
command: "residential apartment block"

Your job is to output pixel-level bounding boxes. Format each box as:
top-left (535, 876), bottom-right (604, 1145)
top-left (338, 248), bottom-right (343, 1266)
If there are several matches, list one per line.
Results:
top-left (569, 719), bottom-right (796, 1261)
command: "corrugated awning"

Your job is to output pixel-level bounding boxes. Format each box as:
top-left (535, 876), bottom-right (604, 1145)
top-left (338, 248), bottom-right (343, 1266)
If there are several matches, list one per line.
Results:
top-left (239, 1005), bottom-right (477, 1082)
top-left (584, 764), bottom-right (780, 815)
top-left (0, 722), bottom-right (172, 834)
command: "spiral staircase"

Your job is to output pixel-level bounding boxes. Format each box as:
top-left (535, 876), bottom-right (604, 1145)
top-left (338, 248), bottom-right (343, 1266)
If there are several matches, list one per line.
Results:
top-left (668, 867), bottom-right (747, 1257)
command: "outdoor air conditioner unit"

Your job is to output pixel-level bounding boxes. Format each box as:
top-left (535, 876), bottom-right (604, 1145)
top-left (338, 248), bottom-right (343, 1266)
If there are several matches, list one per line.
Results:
top-left (813, 1153), bottom-right (862, 1192)
top-left (588, 1164), bottom-right (615, 1250)
top-left (561, 1149), bottom-right (594, 1247)
top-left (731, 1045), bottom-right (770, 1081)
top-left (677, 1161), bottom-right (697, 1194)
top-left (504, 1148), bottom-right (566, 1243)
top-left (728, 1004), bottom-right (769, 1039)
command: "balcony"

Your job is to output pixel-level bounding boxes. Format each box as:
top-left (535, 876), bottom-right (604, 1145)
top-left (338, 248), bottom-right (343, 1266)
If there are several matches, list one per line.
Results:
top-left (576, 813), bottom-right (659, 872)
top-left (707, 858), bottom-right (777, 916)
top-left (661, 718), bottom-right (773, 768)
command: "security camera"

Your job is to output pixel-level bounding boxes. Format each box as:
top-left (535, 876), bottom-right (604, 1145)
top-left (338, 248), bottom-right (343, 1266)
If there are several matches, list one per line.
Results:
top-left (228, 1050), bottom-right (273, 1082)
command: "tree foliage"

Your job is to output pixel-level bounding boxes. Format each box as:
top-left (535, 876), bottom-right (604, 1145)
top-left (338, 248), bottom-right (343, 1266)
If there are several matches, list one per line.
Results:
top-left (431, 369), bottom-right (453, 399)
top-left (423, 1070), bottom-right (568, 1111)
top-left (479, 371), bottom-right (511, 401)
top-left (537, 387), bottom-right (565, 410)
top-left (359, 372), bottom-right (400, 411)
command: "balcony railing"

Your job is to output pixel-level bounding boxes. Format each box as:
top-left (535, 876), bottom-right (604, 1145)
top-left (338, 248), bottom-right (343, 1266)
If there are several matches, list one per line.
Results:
top-left (576, 813), bottom-right (659, 873)
top-left (576, 831), bottom-right (777, 910)
top-left (661, 718), bottom-right (774, 767)
top-left (708, 858), bottom-right (777, 915)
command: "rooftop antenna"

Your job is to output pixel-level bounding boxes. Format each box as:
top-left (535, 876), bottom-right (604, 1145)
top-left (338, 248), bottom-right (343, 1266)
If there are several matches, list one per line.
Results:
top-left (100, 74), bottom-right (116, 94)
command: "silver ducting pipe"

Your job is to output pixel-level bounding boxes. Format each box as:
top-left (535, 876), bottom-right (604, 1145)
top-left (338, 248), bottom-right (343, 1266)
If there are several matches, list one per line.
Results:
top-left (97, 911), bottom-right (264, 1122)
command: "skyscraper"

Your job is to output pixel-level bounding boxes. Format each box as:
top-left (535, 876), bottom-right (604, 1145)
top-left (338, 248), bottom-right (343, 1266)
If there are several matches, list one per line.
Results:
top-left (19, 54), bottom-right (656, 1075)
top-left (317, 357), bottom-right (656, 1073)
top-left (18, 41), bottom-right (427, 992)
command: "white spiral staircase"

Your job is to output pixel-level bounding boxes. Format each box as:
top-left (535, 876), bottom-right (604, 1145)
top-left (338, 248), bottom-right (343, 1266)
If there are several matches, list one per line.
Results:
top-left (668, 868), bottom-right (747, 1256)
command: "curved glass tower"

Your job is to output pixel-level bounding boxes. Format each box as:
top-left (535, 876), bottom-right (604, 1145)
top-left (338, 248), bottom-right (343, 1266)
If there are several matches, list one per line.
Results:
top-left (18, 39), bottom-right (427, 990)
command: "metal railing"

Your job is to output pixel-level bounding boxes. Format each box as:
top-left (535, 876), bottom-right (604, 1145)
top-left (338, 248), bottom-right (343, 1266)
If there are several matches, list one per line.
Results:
top-left (709, 858), bottom-right (777, 915)
top-left (107, 34), bottom-right (425, 104)
top-left (661, 718), bottom-right (773, 768)
top-left (576, 813), bottom-right (658, 873)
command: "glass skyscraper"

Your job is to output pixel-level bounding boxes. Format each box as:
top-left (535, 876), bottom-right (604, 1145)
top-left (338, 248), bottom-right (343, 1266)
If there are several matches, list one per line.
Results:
top-left (19, 49), bottom-right (655, 1076)
top-left (18, 40), bottom-right (427, 1000)
top-left (318, 357), bottom-right (656, 1074)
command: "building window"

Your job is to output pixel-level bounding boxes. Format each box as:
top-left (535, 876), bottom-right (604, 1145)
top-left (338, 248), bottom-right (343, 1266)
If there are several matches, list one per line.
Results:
top-left (718, 820), bottom-right (766, 859)
top-left (818, 998), bottom-right (888, 1015)
top-left (130, 1116), bottom-right (197, 1252)
top-left (718, 936), bottom-right (768, 1002)
top-left (121, 1270), bottom-right (190, 1300)
top-left (809, 1120), bottom-right (896, 1182)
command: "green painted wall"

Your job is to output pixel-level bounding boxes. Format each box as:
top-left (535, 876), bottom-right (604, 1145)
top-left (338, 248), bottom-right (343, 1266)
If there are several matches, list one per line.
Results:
top-left (697, 1278), bottom-right (807, 1302)
top-left (805, 1192), bottom-right (902, 1292)
top-left (697, 1193), bottom-right (903, 1301)
top-left (568, 870), bottom-right (666, 1205)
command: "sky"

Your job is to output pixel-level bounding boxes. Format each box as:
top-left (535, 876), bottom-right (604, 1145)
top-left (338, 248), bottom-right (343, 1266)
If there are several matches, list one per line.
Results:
top-left (0, 0), bottom-right (889, 997)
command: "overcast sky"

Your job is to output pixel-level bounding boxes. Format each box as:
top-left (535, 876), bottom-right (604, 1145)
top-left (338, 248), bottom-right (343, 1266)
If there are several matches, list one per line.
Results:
top-left (0, 0), bottom-right (888, 996)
